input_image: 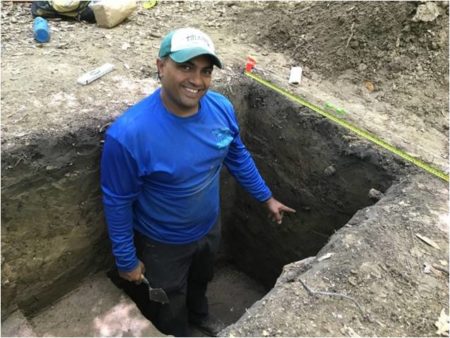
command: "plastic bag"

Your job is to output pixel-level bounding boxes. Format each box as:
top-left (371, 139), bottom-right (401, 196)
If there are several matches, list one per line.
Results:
top-left (89, 0), bottom-right (137, 28)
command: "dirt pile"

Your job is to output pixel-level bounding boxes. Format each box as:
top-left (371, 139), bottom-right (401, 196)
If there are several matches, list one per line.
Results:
top-left (234, 1), bottom-right (449, 132)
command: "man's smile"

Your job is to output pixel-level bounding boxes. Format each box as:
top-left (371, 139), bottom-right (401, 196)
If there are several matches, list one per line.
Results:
top-left (184, 87), bottom-right (200, 93)
top-left (182, 86), bottom-right (203, 97)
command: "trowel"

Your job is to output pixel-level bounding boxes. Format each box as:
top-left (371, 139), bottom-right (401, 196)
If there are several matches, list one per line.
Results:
top-left (141, 275), bottom-right (170, 304)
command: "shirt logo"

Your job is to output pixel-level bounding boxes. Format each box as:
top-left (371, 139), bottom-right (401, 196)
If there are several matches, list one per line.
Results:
top-left (212, 128), bottom-right (233, 150)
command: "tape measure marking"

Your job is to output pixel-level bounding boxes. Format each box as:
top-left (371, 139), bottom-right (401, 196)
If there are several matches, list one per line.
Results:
top-left (244, 71), bottom-right (449, 182)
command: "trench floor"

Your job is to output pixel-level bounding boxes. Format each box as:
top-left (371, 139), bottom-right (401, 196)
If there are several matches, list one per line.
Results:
top-left (192, 263), bottom-right (266, 336)
top-left (10, 263), bottom-right (265, 337)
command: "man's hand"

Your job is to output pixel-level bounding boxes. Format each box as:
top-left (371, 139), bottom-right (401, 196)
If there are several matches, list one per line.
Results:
top-left (118, 260), bottom-right (145, 283)
top-left (264, 197), bottom-right (296, 224)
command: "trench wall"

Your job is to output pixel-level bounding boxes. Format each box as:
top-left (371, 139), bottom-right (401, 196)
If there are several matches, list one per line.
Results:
top-left (221, 82), bottom-right (403, 288)
top-left (1, 128), bottom-right (111, 317)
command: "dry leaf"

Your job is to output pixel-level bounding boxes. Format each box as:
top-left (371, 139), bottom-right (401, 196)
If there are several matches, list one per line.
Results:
top-left (363, 80), bottom-right (375, 92)
top-left (415, 233), bottom-right (440, 249)
top-left (317, 252), bottom-right (335, 261)
top-left (341, 325), bottom-right (360, 337)
top-left (435, 308), bottom-right (449, 336)
top-left (432, 264), bottom-right (449, 275)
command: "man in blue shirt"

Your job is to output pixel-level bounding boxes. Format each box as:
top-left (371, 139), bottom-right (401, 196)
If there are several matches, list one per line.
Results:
top-left (101, 27), bottom-right (296, 336)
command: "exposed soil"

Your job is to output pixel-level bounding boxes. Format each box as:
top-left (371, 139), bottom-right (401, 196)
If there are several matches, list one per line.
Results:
top-left (2, 1), bottom-right (448, 166)
top-left (222, 172), bottom-right (449, 337)
top-left (1, 1), bottom-right (448, 337)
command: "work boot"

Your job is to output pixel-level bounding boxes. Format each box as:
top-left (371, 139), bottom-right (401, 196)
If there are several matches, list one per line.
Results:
top-left (190, 314), bottom-right (226, 337)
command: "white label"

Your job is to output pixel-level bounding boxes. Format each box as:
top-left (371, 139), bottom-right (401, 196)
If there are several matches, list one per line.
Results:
top-left (77, 63), bottom-right (115, 85)
top-left (288, 66), bottom-right (302, 84)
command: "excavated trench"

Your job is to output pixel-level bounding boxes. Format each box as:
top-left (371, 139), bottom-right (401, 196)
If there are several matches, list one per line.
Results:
top-left (1, 79), bottom-right (408, 334)
top-left (219, 82), bottom-right (401, 290)
top-left (110, 81), bottom-right (405, 332)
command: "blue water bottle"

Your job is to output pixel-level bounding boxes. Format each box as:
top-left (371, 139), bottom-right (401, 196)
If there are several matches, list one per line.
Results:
top-left (33, 17), bottom-right (50, 43)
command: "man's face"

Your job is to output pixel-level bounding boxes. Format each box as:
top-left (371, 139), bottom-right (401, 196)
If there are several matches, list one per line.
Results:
top-left (157, 55), bottom-right (214, 116)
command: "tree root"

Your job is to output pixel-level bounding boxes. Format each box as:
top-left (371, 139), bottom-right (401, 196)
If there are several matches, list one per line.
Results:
top-left (298, 278), bottom-right (368, 319)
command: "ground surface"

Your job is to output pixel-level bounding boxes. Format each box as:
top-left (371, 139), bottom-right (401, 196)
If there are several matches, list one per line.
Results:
top-left (1, 1), bottom-right (449, 337)
top-left (2, 1), bottom-right (448, 169)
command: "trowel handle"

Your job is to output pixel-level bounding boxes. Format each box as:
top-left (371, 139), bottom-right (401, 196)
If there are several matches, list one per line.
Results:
top-left (141, 274), bottom-right (150, 286)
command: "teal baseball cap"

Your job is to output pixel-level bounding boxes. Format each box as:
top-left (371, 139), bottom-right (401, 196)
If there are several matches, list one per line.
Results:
top-left (159, 27), bottom-right (223, 68)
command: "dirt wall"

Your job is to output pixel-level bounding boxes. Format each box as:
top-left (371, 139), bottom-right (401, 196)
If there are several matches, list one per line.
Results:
top-left (1, 127), bottom-right (111, 317)
top-left (221, 81), bottom-right (411, 288)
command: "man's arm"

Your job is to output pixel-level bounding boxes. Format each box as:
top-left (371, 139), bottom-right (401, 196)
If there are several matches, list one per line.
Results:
top-left (224, 133), bottom-right (296, 224)
top-left (223, 133), bottom-right (272, 201)
top-left (101, 135), bottom-right (144, 281)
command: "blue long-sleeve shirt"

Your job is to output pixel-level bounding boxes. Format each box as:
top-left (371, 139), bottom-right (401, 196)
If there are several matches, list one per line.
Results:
top-left (101, 88), bottom-right (272, 271)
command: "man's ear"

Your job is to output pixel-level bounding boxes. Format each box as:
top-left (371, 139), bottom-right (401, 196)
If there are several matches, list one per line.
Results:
top-left (156, 58), bottom-right (165, 79)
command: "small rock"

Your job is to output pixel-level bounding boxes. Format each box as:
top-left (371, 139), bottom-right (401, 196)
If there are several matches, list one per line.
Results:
top-left (358, 63), bottom-right (367, 71)
top-left (412, 2), bottom-right (440, 22)
top-left (430, 41), bottom-right (439, 50)
top-left (368, 188), bottom-right (384, 200)
top-left (348, 276), bottom-right (358, 286)
top-left (350, 40), bottom-right (359, 48)
top-left (324, 165), bottom-right (336, 176)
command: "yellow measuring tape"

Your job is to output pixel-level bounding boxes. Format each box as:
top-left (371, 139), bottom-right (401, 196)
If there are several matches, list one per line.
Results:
top-left (244, 71), bottom-right (449, 182)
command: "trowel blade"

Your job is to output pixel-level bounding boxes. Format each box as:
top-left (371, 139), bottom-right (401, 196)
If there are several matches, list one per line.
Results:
top-left (149, 288), bottom-right (170, 304)
top-left (141, 275), bottom-right (170, 304)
